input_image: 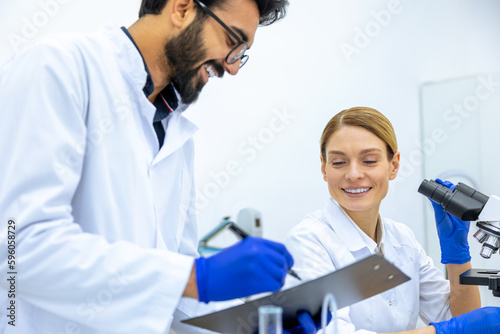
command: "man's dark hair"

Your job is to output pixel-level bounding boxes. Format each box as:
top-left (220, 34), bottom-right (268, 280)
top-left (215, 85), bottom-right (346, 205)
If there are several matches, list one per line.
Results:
top-left (139, 0), bottom-right (289, 26)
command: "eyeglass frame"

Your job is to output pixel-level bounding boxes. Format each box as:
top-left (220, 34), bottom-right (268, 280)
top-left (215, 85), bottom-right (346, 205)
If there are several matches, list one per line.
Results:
top-left (193, 0), bottom-right (249, 68)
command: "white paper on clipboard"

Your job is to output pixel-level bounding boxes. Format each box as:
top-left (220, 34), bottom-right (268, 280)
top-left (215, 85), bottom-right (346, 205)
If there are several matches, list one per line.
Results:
top-left (182, 254), bottom-right (410, 333)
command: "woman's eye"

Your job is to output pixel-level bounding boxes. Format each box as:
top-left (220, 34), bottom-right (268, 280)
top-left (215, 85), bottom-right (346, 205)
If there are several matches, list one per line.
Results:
top-left (364, 160), bottom-right (377, 165)
top-left (331, 161), bottom-right (345, 166)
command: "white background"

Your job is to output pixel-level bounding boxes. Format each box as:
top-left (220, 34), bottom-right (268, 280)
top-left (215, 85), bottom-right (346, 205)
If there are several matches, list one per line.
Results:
top-left (2, 0), bottom-right (500, 303)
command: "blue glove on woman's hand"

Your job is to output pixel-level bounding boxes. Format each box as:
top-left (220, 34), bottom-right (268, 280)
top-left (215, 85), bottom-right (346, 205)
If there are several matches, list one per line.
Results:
top-left (195, 237), bottom-right (293, 303)
top-left (431, 307), bottom-right (500, 334)
top-left (283, 310), bottom-right (331, 334)
top-left (430, 178), bottom-right (471, 264)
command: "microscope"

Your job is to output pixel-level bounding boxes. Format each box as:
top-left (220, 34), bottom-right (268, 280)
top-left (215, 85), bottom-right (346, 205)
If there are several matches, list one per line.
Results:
top-left (418, 179), bottom-right (500, 296)
top-left (198, 208), bottom-right (263, 256)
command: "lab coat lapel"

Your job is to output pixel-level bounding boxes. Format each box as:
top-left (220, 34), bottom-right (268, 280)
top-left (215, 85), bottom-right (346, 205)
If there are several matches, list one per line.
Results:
top-left (153, 110), bottom-right (198, 164)
top-left (323, 198), bottom-right (373, 262)
top-left (380, 221), bottom-right (405, 268)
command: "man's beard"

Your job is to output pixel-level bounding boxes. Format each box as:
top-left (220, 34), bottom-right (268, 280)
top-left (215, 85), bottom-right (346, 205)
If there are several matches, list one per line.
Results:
top-left (164, 17), bottom-right (223, 105)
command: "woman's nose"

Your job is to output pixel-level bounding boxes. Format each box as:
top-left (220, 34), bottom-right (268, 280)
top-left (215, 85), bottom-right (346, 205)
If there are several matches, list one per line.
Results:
top-left (346, 163), bottom-right (363, 180)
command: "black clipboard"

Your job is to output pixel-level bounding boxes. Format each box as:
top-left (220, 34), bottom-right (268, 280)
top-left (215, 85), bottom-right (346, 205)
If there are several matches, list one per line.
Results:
top-left (182, 254), bottom-right (410, 333)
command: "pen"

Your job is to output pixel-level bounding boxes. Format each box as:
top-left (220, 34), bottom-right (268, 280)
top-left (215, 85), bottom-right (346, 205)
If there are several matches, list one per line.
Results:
top-left (227, 222), bottom-right (302, 281)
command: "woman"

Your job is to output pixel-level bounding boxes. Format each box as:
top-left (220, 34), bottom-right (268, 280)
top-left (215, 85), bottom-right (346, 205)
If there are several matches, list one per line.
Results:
top-left (285, 107), bottom-right (499, 334)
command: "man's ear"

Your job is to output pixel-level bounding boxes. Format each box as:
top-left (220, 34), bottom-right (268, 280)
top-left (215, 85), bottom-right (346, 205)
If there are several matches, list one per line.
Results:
top-left (170, 0), bottom-right (197, 28)
top-left (320, 155), bottom-right (327, 182)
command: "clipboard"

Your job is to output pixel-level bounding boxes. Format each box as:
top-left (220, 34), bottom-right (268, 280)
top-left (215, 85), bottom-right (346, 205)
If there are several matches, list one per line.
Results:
top-left (182, 254), bottom-right (410, 333)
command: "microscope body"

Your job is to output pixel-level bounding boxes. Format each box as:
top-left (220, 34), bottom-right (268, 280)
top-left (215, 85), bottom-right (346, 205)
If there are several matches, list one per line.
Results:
top-left (418, 179), bottom-right (500, 259)
top-left (418, 179), bottom-right (500, 296)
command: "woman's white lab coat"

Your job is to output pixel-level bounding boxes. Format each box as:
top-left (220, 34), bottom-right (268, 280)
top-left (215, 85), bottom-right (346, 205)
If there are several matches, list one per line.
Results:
top-left (0, 26), bottom-right (205, 333)
top-left (285, 198), bottom-right (452, 334)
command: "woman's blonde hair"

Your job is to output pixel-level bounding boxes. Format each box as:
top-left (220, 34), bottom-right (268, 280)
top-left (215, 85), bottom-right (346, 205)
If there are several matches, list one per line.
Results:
top-left (320, 107), bottom-right (398, 162)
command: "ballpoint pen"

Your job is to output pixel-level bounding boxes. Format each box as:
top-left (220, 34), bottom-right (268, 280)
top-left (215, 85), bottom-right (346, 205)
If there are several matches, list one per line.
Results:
top-left (228, 222), bottom-right (302, 281)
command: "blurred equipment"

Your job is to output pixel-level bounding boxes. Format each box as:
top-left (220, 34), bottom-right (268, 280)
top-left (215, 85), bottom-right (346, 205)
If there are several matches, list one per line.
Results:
top-left (227, 221), bottom-right (301, 281)
top-left (236, 207), bottom-right (263, 237)
top-left (198, 208), bottom-right (262, 256)
top-left (418, 179), bottom-right (500, 296)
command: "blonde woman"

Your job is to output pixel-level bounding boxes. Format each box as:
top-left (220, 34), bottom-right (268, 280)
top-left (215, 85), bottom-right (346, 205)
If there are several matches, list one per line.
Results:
top-left (285, 107), bottom-right (499, 334)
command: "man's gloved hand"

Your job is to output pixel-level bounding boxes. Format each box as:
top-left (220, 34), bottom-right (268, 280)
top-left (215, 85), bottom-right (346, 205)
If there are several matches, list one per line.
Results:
top-left (195, 237), bottom-right (293, 303)
top-left (430, 307), bottom-right (500, 334)
top-left (284, 310), bottom-right (332, 334)
top-left (430, 178), bottom-right (471, 264)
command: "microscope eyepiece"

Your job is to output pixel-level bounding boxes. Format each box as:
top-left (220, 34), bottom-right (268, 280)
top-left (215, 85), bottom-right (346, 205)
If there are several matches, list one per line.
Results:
top-left (418, 179), bottom-right (453, 207)
top-left (418, 179), bottom-right (488, 221)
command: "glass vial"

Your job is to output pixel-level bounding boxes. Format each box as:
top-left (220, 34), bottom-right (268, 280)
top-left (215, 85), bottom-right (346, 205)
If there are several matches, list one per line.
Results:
top-left (258, 305), bottom-right (283, 334)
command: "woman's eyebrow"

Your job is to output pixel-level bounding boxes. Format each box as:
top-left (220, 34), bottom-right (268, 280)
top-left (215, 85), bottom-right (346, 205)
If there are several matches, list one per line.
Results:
top-left (360, 148), bottom-right (382, 154)
top-left (327, 148), bottom-right (382, 156)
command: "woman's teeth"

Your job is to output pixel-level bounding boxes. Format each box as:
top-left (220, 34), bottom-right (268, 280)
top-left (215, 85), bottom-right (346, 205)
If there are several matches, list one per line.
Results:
top-left (344, 188), bottom-right (370, 194)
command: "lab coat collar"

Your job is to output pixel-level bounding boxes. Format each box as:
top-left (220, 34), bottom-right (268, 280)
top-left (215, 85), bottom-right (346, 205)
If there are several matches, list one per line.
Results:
top-left (105, 25), bottom-right (196, 159)
top-left (323, 198), bottom-right (377, 258)
top-left (105, 26), bottom-right (150, 103)
top-left (120, 26), bottom-right (186, 121)
top-left (120, 26), bottom-right (155, 98)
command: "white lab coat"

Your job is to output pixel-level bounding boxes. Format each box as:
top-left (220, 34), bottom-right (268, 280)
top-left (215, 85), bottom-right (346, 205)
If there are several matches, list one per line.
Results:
top-left (285, 198), bottom-right (452, 334)
top-left (0, 26), bottom-right (210, 333)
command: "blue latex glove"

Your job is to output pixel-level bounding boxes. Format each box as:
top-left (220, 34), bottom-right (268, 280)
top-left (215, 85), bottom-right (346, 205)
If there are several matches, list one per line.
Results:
top-left (430, 178), bottom-right (471, 264)
top-left (430, 307), bottom-right (500, 334)
top-left (283, 310), bottom-right (332, 334)
top-left (195, 237), bottom-right (293, 303)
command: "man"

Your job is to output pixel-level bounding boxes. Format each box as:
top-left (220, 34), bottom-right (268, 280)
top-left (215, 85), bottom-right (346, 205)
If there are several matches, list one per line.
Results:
top-left (0, 0), bottom-right (323, 333)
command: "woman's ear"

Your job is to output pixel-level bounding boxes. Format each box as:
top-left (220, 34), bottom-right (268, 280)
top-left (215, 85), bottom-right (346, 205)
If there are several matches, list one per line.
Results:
top-left (389, 151), bottom-right (400, 180)
top-left (320, 155), bottom-right (327, 182)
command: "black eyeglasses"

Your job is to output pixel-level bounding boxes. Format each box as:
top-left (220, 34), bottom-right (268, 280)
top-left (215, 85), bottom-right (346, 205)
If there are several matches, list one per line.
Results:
top-left (193, 0), bottom-right (249, 68)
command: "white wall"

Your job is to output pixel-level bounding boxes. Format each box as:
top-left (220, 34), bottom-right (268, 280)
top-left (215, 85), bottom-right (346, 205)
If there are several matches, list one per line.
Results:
top-left (2, 0), bottom-right (500, 279)
top-left (185, 0), bottom-right (500, 247)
